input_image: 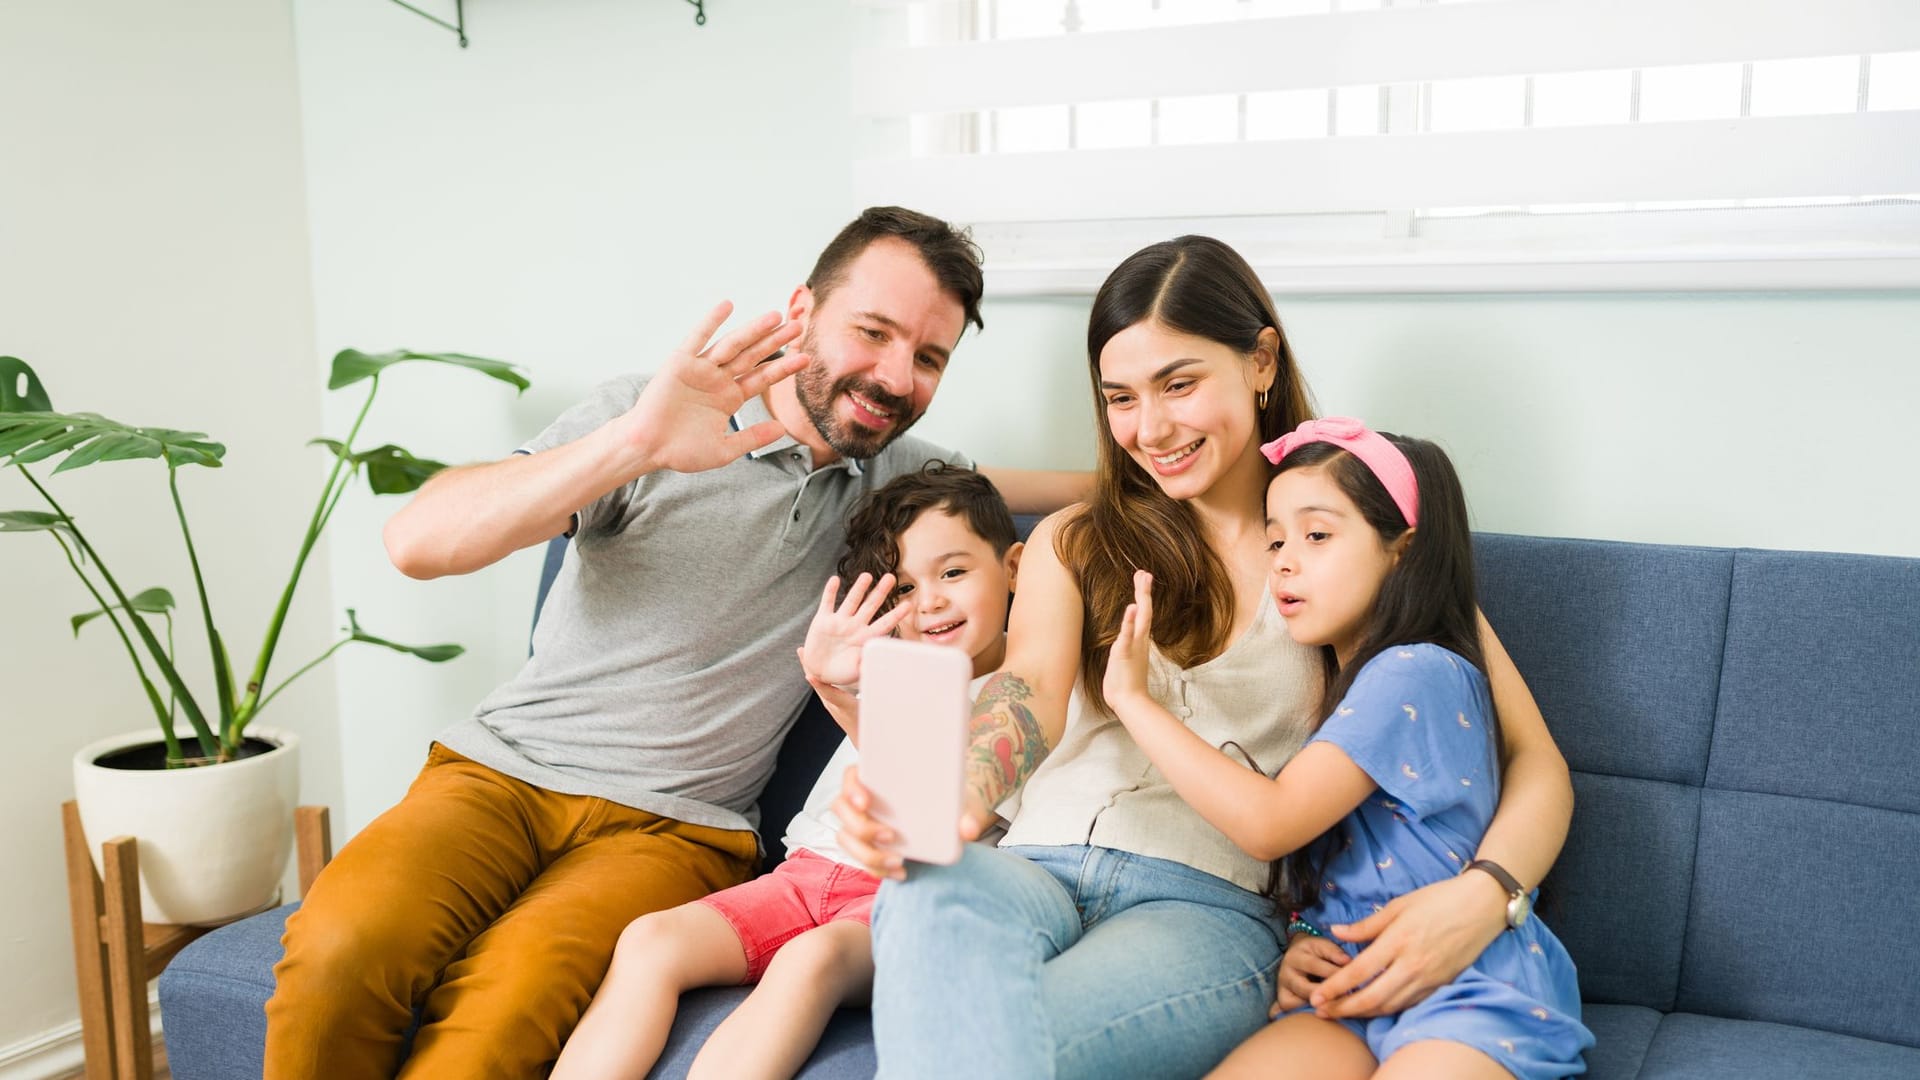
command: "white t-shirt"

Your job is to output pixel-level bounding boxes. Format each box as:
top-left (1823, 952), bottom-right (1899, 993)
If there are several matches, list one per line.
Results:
top-left (782, 672), bottom-right (993, 866)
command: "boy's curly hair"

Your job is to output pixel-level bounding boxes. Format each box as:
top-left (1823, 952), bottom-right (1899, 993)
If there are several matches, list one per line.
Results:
top-left (837, 463), bottom-right (1016, 594)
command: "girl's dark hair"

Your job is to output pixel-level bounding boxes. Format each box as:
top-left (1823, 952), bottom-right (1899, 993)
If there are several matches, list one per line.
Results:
top-left (837, 462), bottom-right (1015, 591)
top-left (1055, 236), bottom-right (1315, 714)
top-left (1267, 434), bottom-right (1494, 912)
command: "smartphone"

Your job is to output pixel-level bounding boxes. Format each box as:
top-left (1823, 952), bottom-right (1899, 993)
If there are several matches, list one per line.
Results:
top-left (858, 637), bottom-right (971, 866)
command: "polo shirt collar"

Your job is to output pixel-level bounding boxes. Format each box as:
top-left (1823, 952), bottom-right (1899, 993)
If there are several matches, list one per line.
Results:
top-left (735, 393), bottom-right (864, 476)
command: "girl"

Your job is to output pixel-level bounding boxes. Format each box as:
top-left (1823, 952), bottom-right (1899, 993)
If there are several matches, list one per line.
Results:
top-left (1102, 416), bottom-right (1593, 1079)
top-left (835, 237), bottom-right (1576, 1080)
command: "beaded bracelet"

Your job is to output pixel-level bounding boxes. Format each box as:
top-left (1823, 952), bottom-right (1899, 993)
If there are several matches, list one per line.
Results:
top-left (1285, 916), bottom-right (1324, 942)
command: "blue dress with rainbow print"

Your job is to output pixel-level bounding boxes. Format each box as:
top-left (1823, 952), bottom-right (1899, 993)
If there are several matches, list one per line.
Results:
top-left (1292, 643), bottom-right (1594, 1078)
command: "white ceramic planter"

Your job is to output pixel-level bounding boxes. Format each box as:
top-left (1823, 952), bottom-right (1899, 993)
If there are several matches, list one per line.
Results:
top-left (72, 727), bottom-right (300, 926)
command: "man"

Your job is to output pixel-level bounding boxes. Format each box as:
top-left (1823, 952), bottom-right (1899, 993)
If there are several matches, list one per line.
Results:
top-left (265, 207), bottom-right (1081, 1077)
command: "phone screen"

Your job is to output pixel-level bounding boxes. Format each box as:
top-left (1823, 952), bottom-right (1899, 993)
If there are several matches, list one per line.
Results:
top-left (858, 638), bottom-right (971, 865)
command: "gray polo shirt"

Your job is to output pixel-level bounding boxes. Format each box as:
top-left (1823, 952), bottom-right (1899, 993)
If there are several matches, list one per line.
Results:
top-left (435, 374), bottom-right (970, 835)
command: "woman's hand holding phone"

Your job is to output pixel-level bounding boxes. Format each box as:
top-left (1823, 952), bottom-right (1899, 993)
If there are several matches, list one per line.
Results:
top-left (833, 764), bottom-right (992, 881)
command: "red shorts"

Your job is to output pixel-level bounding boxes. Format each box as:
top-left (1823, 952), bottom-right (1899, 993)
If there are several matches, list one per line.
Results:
top-left (696, 849), bottom-right (881, 982)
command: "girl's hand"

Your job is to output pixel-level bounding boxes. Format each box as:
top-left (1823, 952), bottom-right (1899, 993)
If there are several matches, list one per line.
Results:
top-left (800, 573), bottom-right (912, 688)
top-left (1309, 870), bottom-right (1508, 1018)
top-left (1101, 570), bottom-right (1155, 710)
top-left (1273, 934), bottom-right (1352, 1016)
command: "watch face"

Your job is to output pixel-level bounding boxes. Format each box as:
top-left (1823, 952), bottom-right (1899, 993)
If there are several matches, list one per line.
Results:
top-left (1507, 894), bottom-right (1531, 929)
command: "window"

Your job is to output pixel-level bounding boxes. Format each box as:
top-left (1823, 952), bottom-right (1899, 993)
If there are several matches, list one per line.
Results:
top-left (853, 0), bottom-right (1920, 293)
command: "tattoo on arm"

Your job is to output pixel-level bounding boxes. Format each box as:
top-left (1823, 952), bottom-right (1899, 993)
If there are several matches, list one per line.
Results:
top-left (967, 673), bottom-right (1051, 807)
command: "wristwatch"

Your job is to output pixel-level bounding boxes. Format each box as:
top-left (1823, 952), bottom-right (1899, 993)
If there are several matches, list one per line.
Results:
top-left (1465, 859), bottom-right (1531, 929)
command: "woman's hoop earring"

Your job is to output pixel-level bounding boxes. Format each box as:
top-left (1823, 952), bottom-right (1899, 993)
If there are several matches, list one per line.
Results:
top-left (1257, 388), bottom-right (1269, 410)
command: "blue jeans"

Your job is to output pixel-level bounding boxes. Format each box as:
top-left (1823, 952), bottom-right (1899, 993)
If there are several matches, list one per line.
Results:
top-left (870, 844), bottom-right (1284, 1080)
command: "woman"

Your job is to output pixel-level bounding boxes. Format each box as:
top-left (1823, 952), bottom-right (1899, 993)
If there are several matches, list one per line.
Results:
top-left (835, 236), bottom-right (1573, 1079)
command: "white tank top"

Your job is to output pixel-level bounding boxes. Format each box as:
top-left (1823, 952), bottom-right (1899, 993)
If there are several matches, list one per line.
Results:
top-left (1000, 592), bottom-right (1324, 893)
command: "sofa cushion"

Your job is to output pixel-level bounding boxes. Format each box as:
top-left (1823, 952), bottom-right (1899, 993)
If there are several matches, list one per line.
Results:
top-left (159, 903), bottom-right (295, 1080)
top-left (1673, 549), bottom-right (1920, 1047)
top-left (1473, 533), bottom-right (1732, 786)
top-left (1636, 1012), bottom-right (1920, 1080)
top-left (1708, 550), bottom-right (1920, 814)
top-left (1549, 774), bottom-right (1698, 1011)
top-left (1679, 788), bottom-right (1920, 1047)
top-left (1474, 533), bottom-right (1732, 1012)
top-left (1580, 1003), bottom-right (1662, 1080)
top-left (650, 989), bottom-right (872, 1080)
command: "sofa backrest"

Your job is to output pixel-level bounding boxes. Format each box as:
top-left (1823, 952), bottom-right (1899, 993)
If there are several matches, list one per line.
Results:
top-left (1476, 534), bottom-right (1920, 1049)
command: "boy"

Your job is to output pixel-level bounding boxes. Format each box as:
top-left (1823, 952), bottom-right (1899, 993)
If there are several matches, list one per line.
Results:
top-left (551, 464), bottom-right (1021, 1080)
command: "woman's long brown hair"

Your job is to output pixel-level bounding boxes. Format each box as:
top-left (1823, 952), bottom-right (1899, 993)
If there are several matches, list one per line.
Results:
top-left (1057, 236), bottom-right (1315, 713)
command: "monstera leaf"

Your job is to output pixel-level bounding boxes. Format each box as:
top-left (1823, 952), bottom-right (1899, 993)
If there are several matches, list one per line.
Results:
top-left (345, 609), bottom-right (464, 662)
top-left (0, 411), bottom-right (224, 472)
top-left (328, 349), bottom-right (528, 393)
top-left (4, 348), bottom-right (510, 760)
top-left (1, 356), bottom-right (53, 412)
top-left (0, 509), bottom-right (78, 547)
top-left (309, 439), bottom-right (450, 495)
top-left (72, 587), bottom-right (176, 636)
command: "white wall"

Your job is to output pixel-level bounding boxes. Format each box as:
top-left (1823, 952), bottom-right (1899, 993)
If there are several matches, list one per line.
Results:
top-left (290, 0), bottom-right (1920, 844)
top-left (0, 0), bottom-right (341, 1062)
top-left (292, 0), bottom-right (876, 835)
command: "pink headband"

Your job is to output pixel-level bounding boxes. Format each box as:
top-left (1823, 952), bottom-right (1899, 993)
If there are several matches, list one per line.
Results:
top-left (1260, 416), bottom-right (1419, 527)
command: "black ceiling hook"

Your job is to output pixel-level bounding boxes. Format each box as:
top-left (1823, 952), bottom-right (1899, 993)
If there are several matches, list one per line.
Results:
top-left (687, 0), bottom-right (707, 26)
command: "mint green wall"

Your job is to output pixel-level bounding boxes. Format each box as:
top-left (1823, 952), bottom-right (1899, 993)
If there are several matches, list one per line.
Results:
top-left (915, 291), bottom-right (1920, 558)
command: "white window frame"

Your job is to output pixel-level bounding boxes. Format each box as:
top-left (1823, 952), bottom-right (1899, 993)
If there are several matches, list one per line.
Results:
top-left (852, 0), bottom-right (1920, 295)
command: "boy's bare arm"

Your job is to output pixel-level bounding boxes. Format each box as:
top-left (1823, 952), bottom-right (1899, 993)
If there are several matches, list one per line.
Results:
top-left (811, 680), bottom-right (860, 742)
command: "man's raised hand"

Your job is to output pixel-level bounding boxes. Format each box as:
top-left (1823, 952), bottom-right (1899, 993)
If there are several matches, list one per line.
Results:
top-left (616, 301), bottom-right (811, 475)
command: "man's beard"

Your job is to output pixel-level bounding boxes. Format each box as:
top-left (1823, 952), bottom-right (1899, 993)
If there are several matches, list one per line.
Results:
top-left (793, 327), bottom-right (919, 460)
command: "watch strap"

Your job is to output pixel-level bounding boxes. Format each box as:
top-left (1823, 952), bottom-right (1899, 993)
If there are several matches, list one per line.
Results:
top-left (1466, 858), bottom-right (1524, 897)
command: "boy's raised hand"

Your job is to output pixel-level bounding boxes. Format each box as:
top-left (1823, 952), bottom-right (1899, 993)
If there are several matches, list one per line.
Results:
top-left (613, 301), bottom-right (812, 475)
top-left (799, 572), bottom-right (913, 689)
top-left (1101, 569), bottom-right (1155, 709)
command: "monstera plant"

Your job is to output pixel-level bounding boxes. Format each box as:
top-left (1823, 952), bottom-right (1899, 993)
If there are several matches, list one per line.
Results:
top-left (0, 349), bottom-right (528, 766)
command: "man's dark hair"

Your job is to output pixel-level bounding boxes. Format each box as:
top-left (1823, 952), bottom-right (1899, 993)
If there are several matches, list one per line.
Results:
top-left (806, 207), bottom-right (986, 335)
top-left (837, 463), bottom-right (1015, 588)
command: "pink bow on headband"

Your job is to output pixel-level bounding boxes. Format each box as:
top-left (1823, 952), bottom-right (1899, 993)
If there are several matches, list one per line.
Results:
top-left (1259, 416), bottom-right (1420, 527)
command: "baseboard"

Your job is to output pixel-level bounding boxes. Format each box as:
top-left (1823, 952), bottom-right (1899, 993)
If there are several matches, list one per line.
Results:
top-left (0, 992), bottom-right (162, 1080)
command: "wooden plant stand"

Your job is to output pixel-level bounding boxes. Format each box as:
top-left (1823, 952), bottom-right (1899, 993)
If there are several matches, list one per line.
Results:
top-left (60, 801), bottom-right (333, 1080)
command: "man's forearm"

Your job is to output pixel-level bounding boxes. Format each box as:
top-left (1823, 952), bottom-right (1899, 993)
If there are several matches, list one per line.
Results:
top-left (965, 672), bottom-right (1053, 808)
top-left (979, 467), bottom-right (1094, 516)
top-left (384, 424), bottom-right (650, 579)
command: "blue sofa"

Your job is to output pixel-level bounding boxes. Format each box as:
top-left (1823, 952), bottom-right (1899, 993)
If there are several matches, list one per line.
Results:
top-left (160, 532), bottom-right (1920, 1078)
